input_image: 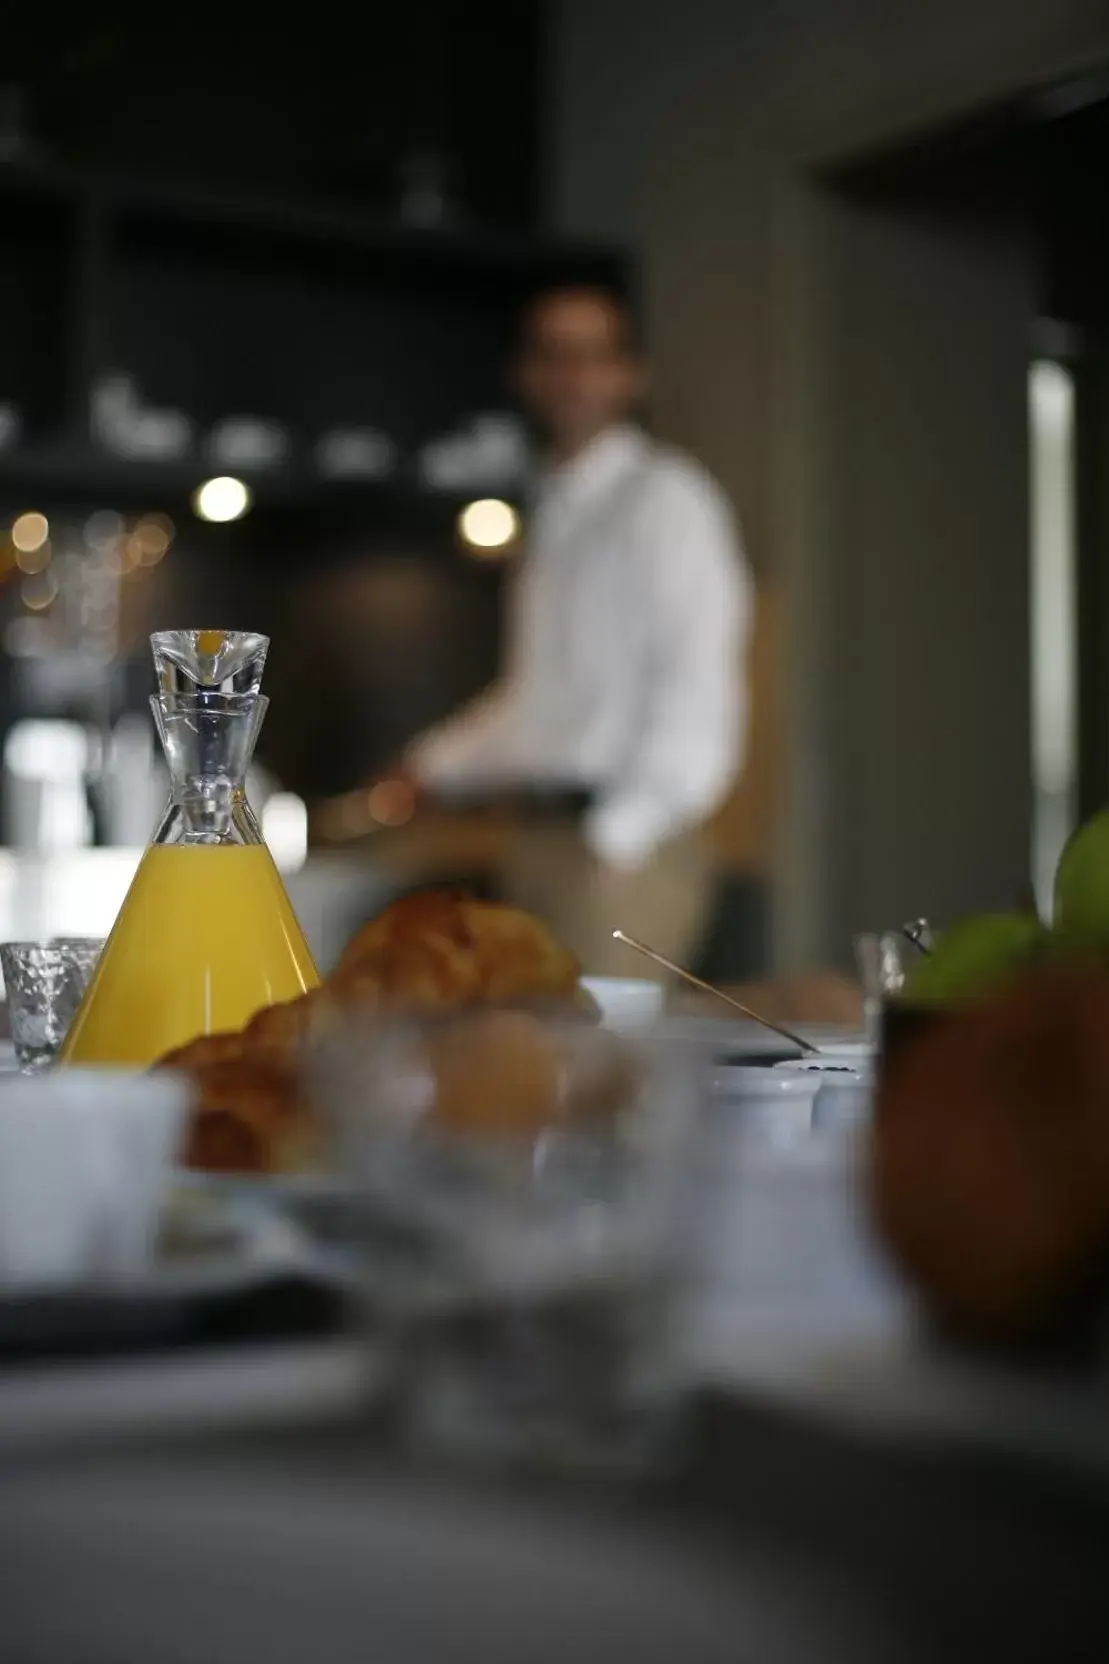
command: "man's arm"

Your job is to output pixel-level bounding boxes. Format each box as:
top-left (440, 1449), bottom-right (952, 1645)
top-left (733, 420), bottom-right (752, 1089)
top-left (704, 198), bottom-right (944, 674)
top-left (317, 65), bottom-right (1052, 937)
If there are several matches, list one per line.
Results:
top-left (402, 557), bottom-right (532, 791)
top-left (584, 470), bottom-right (752, 868)
top-left (404, 680), bottom-right (522, 789)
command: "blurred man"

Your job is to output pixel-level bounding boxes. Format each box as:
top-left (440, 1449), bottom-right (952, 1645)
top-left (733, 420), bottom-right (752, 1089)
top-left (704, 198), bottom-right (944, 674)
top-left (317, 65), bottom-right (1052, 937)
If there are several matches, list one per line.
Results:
top-left (405, 284), bottom-right (752, 975)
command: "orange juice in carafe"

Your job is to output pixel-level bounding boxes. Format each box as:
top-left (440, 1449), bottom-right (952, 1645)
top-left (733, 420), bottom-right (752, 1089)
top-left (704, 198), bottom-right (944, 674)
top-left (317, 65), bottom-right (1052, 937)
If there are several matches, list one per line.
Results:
top-left (62, 845), bottom-right (319, 1065)
top-left (61, 629), bottom-right (320, 1068)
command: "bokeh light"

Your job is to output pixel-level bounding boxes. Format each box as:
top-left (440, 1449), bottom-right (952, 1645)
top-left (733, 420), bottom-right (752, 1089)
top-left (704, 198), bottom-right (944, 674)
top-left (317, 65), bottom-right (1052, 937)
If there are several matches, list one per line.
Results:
top-left (192, 476), bottom-right (251, 523)
top-left (128, 514), bottom-right (174, 566)
top-left (11, 512), bottom-right (48, 554)
top-left (262, 793), bottom-right (309, 871)
top-left (457, 498), bottom-right (520, 555)
top-left (84, 511), bottom-right (124, 550)
top-left (20, 569), bottom-right (58, 611)
top-left (14, 537), bottom-right (50, 575)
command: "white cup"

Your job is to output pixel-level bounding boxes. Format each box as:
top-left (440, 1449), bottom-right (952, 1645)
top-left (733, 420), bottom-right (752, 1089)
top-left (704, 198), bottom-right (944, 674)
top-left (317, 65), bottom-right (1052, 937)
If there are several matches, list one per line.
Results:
top-left (0, 1069), bottom-right (190, 1290)
top-left (773, 1055), bottom-right (873, 1131)
top-left (702, 1126), bottom-right (891, 1306)
top-left (688, 1062), bottom-right (884, 1308)
top-left (707, 1063), bottom-right (819, 1149)
top-left (686, 1066), bottom-right (818, 1294)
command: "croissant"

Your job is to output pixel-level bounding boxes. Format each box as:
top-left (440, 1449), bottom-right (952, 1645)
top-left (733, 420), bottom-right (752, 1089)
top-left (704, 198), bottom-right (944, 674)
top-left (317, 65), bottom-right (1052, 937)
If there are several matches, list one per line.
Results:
top-left (183, 1057), bottom-right (316, 1175)
top-left (159, 891), bottom-right (589, 1173)
top-left (157, 1030), bottom-right (245, 1071)
top-left (335, 890), bottom-right (581, 1009)
top-left (240, 987), bottom-right (345, 1057)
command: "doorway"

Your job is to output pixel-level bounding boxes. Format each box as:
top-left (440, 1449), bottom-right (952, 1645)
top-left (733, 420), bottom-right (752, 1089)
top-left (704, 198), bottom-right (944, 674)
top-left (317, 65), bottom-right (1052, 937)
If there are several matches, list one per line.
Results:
top-left (781, 64), bottom-right (1109, 962)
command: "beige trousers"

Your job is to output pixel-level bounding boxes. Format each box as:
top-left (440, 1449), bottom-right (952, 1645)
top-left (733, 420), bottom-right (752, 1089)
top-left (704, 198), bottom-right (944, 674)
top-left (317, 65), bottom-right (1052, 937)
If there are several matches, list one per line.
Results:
top-left (504, 822), bottom-right (712, 978)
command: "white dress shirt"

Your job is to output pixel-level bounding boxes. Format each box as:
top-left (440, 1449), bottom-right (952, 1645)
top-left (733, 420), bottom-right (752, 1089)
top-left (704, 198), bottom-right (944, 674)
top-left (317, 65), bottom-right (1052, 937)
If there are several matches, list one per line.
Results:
top-left (409, 425), bottom-right (752, 867)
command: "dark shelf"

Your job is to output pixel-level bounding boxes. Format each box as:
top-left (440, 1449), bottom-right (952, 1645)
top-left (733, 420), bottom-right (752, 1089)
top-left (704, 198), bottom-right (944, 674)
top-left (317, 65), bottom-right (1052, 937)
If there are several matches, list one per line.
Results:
top-left (0, 7), bottom-right (553, 801)
top-left (0, 440), bottom-right (522, 523)
top-left (0, 161), bottom-right (625, 515)
top-left (0, 160), bottom-right (620, 284)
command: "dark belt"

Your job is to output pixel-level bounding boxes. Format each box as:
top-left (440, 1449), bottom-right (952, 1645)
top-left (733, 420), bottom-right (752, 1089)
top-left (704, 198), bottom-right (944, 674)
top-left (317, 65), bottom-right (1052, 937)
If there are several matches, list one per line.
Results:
top-left (508, 786), bottom-right (595, 822)
top-left (437, 785), bottom-right (596, 821)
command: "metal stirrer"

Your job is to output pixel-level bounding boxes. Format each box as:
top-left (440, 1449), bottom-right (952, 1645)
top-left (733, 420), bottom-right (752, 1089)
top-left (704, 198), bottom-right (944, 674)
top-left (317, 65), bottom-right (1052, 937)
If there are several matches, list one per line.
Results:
top-left (612, 929), bottom-right (822, 1055)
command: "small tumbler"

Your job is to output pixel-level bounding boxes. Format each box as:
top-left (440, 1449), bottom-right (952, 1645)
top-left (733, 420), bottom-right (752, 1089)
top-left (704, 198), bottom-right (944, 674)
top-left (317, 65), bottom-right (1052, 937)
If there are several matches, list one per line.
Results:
top-left (0, 940), bottom-right (103, 1072)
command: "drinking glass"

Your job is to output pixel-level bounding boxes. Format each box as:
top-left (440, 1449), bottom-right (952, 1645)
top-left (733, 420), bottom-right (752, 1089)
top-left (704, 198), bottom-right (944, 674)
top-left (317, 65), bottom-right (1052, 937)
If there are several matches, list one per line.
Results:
top-left (852, 932), bottom-right (910, 1045)
top-left (0, 940), bottom-right (103, 1072)
top-left (308, 1011), bottom-right (699, 1473)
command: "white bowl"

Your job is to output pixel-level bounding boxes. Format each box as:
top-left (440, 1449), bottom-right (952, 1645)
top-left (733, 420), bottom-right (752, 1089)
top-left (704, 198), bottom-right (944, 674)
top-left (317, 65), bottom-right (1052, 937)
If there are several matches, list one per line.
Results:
top-left (0, 1069), bottom-right (190, 1291)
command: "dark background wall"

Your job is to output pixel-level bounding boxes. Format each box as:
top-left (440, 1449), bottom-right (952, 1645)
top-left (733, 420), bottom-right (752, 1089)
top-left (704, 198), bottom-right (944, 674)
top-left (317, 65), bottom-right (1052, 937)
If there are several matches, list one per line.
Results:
top-left (547, 0), bottom-right (1109, 965)
top-left (5, 9), bottom-right (541, 227)
top-left (5, 4), bottom-right (1109, 968)
top-left (0, 9), bottom-right (625, 804)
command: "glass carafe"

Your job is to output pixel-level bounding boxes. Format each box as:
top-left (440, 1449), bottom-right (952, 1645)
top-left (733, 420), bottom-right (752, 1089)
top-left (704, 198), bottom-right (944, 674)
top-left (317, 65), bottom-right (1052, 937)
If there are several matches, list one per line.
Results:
top-left (62, 630), bottom-right (320, 1067)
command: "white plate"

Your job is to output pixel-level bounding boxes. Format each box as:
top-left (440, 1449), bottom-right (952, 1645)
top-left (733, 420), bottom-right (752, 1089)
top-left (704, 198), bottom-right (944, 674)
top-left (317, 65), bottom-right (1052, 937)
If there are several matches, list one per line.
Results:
top-left (146, 1193), bottom-right (348, 1299)
top-left (0, 1191), bottom-right (347, 1304)
top-left (172, 1166), bottom-right (356, 1208)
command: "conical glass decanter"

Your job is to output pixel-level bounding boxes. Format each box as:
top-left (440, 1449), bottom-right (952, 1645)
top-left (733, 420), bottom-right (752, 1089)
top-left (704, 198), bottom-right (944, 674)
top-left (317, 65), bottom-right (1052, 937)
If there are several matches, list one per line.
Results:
top-left (62, 630), bottom-right (320, 1067)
